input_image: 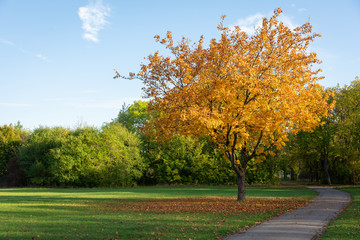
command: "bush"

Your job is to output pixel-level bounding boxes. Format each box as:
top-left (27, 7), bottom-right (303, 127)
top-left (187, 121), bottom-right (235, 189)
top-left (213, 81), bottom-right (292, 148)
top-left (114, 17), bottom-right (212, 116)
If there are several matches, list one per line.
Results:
top-left (18, 127), bottom-right (69, 186)
top-left (18, 123), bottom-right (145, 187)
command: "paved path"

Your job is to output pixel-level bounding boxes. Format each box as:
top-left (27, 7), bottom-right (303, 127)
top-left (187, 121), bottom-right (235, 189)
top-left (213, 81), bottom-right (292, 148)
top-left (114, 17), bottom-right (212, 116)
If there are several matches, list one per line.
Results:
top-left (223, 186), bottom-right (351, 240)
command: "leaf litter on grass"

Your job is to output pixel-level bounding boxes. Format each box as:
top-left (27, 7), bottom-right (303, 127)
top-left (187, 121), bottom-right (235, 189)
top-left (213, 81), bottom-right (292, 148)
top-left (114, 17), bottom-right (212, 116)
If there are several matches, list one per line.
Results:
top-left (88, 196), bottom-right (309, 215)
top-left (81, 197), bottom-right (311, 239)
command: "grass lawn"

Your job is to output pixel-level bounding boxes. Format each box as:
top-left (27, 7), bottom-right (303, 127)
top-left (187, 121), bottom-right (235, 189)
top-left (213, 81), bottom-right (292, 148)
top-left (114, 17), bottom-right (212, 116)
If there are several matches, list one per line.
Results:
top-left (320, 186), bottom-right (360, 240)
top-left (0, 185), bottom-right (316, 240)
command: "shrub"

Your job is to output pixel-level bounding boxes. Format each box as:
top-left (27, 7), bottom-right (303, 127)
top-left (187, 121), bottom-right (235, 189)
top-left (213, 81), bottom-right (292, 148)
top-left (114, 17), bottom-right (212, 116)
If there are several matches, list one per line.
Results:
top-left (18, 123), bottom-right (144, 187)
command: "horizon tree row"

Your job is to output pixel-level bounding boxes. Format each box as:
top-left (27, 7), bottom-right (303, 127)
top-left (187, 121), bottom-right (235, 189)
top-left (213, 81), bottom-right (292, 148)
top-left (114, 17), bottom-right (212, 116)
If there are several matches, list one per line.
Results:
top-left (1, 75), bottom-right (359, 188)
top-left (0, 115), bottom-right (279, 187)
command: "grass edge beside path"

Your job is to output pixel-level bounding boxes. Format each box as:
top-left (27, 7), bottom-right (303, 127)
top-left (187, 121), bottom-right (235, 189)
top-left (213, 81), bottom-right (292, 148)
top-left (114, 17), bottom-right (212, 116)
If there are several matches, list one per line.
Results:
top-left (320, 186), bottom-right (360, 240)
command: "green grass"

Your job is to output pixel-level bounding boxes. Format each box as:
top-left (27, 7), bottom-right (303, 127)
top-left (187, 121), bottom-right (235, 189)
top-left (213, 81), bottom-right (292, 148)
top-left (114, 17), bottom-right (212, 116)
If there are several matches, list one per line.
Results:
top-left (0, 186), bottom-right (317, 240)
top-left (320, 186), bottom-right (360, 240)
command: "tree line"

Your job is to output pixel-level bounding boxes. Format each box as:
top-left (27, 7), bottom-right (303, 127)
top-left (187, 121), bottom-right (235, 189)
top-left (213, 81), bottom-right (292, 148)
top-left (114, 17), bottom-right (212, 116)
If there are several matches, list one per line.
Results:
top-left (0, 102), bottom-right (279, 187)
top-left (1, 77), bottom-right (359, 187)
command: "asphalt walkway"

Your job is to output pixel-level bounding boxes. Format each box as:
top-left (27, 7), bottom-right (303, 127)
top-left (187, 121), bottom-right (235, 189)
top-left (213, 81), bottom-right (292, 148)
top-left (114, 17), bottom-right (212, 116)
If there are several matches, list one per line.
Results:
top-left (223, 186), bottom-right (351, 240)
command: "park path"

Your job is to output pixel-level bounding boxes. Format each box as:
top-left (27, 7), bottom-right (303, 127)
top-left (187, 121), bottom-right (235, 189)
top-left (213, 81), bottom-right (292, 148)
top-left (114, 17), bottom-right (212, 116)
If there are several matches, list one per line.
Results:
top-left (223, 186), bottom-right (351, 240)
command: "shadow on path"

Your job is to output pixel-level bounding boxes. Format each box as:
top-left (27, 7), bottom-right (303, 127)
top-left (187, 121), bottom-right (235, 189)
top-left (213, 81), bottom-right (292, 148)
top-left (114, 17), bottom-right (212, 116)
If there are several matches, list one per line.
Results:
top-left (223, 186), bottom-right (351, 240)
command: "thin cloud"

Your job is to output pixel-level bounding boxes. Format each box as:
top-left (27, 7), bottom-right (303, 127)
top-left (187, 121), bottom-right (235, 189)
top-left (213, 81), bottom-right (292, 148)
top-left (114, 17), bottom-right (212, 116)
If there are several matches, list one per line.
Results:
top-left (298, 8), bottom-right (307, 12)
top-left (230, 11), bottom-right (299, 36)
top-left (19, 48), bottom-right (30, 54)
top-left (78, 0), bottom-right (110, 43)
top-left (0, 102), bottom-right (32, 107)
top-left (35, 53), bottom-right (49, 62)
top-left (0, 38), bottom-right (15, 46)
top-left (1, 37), bottom-right (49, 61)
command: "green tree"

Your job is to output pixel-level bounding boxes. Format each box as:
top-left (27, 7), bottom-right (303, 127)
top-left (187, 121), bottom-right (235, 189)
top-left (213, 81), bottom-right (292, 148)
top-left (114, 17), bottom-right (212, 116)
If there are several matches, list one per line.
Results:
top-left (116, 100), bottom-right (149, 134)
top-left (277, 134), bottom-right (301, 181)
top-left (143, 135), bottom-right (208, 184)
top-left (331, 77), bottom-right (360, 184)
top-left (99, 122), bottom-right (145, 186)
top-left (279, 78), bottom-right (360, 185)
top-left (51, 127), bottom-right (100, 187)
top-left (278, 117), bottom-right (335, 184)
top-left (246, 156), bottom-right (281, 184)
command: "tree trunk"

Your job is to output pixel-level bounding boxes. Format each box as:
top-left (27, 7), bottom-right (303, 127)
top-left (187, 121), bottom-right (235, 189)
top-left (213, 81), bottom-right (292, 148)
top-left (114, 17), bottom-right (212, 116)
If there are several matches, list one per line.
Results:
top-left (237, 168), bottom-right (246, 201)
top-left (323, 152), bottom-right (331, 185)
top-left (290, 168), bottom-right (296, 181)
top-left (283, 169), bottom-right (288, 181)
top-left (226, 150), bottom-right (248, 201)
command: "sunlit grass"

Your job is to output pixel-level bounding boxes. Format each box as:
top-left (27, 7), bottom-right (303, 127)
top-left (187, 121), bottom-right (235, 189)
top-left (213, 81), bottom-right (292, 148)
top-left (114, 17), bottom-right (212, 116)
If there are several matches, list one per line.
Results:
top-left (0, 186), bottom-right (316, 239)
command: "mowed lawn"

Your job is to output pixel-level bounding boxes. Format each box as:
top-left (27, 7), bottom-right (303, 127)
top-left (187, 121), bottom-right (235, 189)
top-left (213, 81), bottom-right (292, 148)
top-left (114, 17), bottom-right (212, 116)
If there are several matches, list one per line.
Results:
top-left (0, 186), bottom-right (316, 240)
top-left (321, 186), bottom-right (360, 240)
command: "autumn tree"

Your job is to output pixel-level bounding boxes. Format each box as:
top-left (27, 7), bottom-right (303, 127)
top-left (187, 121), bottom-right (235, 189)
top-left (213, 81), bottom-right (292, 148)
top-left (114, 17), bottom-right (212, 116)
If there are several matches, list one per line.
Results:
top-left (115, 9), bottom-right (333, 200)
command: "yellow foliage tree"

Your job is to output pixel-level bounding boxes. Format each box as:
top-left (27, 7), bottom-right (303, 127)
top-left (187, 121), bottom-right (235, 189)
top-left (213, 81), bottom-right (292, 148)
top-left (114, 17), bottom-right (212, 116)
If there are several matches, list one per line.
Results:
top-left (115, 9), bottom-right (333, 200)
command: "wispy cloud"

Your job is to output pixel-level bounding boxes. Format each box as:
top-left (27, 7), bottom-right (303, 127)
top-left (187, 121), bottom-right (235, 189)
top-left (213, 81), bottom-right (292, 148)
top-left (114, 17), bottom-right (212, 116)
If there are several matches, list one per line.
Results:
top-left (78, 0), bottom-right (110, 43)
top-left (0, 38), bottom-right (15, 46)
top-left (0, 102), bottom-right (32, 107)
top-left (1, 37), bottom-right (49, 62)
top-left (298, 8), bottom-right (307, 13)
top-left (230, 11), bottom-right (298, 35)
top-left (35, 53), bottom-right (49, 62)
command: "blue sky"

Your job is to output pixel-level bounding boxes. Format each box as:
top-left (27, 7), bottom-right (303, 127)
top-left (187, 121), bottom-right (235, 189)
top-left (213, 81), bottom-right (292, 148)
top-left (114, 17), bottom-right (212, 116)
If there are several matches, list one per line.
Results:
top-left (1, 0), bottom-right (359, 130)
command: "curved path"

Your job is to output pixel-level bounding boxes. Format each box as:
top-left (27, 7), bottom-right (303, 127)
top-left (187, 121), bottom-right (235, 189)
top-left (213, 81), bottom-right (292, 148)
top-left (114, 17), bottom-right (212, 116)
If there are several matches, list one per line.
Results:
top-left (223, 186), bottom-right (351, 240)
